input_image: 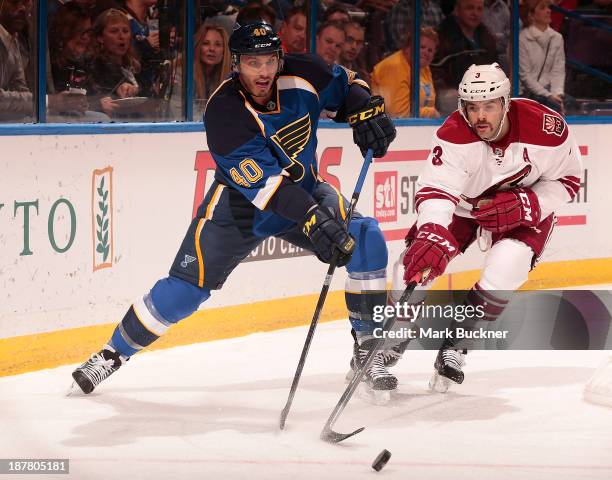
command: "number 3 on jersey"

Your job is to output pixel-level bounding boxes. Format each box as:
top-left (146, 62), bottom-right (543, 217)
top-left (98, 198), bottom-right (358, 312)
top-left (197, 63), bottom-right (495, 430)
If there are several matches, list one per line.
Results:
top-left (431, 145), bottom-right (443, 166)
top-left (230, 158), bottom-right (264, 187)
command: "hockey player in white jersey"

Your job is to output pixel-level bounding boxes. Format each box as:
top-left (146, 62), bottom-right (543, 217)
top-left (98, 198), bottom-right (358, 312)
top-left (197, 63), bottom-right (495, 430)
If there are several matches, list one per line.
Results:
top-left (396, 63), bottom-right (582, 392)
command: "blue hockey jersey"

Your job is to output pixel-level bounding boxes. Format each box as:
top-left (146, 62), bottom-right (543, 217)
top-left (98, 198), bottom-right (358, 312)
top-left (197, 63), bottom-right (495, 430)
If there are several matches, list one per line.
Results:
top-left (204, 54), bottom-right (368, 237)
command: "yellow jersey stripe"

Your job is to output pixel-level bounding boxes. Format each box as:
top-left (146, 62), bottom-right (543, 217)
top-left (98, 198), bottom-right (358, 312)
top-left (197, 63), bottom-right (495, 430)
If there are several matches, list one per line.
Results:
top-left (329, 183), bottom-right (347, 222)
top-left (195, 218), bottom-right (205, 287)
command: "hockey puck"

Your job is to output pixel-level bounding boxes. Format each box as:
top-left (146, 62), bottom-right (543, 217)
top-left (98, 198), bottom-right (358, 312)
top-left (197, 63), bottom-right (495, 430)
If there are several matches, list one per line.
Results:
top-left (372, 449), bottom-right (391, 472)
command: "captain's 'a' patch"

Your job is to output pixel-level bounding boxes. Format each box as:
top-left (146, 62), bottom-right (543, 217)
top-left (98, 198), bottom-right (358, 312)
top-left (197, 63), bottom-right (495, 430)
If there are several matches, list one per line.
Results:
top-left (271, 113), bottom-right (311, 181)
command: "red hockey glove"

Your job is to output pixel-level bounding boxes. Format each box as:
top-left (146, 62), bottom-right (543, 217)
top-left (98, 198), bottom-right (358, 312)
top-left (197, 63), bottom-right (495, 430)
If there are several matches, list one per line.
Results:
top-left (403, 223), bottom-right (459, 286)
top-left (472, 188), bottom-right (541, 233)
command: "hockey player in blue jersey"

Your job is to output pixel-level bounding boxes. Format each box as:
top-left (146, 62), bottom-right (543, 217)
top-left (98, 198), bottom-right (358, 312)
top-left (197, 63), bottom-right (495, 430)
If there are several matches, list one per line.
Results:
top-left (71, 22), bottom-right (397, 397)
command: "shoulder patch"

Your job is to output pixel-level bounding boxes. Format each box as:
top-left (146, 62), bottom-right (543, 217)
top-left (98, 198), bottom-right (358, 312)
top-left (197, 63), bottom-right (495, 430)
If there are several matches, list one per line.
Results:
top-left (542, 113), bottom-right (565, 137)
top-left (511, 98), bottom-right (568, 146)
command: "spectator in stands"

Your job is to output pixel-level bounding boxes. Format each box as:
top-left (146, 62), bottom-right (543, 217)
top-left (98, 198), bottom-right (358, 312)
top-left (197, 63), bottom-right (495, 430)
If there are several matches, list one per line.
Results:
top-left (339, 21), bottom-right (370, 83)
top-left (431, 0), bottom-right (498, 114)
top-left (235, 1), bottom-right (277, 28)
top-left (49, 4), bottom-right (93, 93)
top-left (279, 6), bottom-right (307, 53)
top-left (483, 0), bottom-right (511, 71)
top-left (389, 0), bottom-right (445, 50)
top-left (0, 0), bottom-right (32, 122)
top-left (519, 0), bottom-right (566, 114)
top-left (5, 0), bottom-right (35, 91)
top-left (193, 23), bottom-right (230, 118)
top-left (316, 21), bottom-right (345, 64)
top-left (371, 27), bottom-right (440, 118)
top-left (357, 0), bottom-right (400, 72)
top-left (88, 8), bottom-right (141, 117)
top-left (47, 3), bottom-right (95, 118)
top-left (122, 0), bottom-right (161, 98)
top-left (323, 3), bottom-right (351, 24)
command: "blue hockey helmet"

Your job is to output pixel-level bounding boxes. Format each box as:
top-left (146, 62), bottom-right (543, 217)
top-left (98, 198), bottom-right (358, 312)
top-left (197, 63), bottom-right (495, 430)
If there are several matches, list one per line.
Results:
top-left (229, 22), bottom-right (284, 72)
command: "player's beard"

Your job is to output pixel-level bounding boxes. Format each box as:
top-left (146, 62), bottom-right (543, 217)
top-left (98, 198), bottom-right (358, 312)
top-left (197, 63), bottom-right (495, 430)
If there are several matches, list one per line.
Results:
top-left (474, 122), bottom-right (494, 140)
top-left (473, 117), bottom-right (505, 141)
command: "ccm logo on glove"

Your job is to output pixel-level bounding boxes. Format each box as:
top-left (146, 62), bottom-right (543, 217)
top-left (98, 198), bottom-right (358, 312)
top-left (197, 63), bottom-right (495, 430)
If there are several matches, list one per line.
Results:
top-left (473, 187), bottom-right (541, 233)
top-left (415, 230), bottom-right (457, 254)
top-left (403, 223), bottom-right (459, 286)
top-left (347, 96), bottom-right (396, 158)
top-left (347, 103), bottom-right (385, 126)
top-left (302, 213), bottom-right (317, 235)
top-left (301, 206), bottom-right (355, 267)
top-left (518, 190), bottom-right (533, 222)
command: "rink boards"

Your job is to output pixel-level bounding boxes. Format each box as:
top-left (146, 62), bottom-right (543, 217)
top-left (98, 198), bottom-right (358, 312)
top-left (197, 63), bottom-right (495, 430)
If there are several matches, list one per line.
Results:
top-left (1, 123), bottom-right (610, 375)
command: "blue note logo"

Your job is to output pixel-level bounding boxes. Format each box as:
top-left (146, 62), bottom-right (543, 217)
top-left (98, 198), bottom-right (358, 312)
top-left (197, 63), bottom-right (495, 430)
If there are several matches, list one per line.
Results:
top-left (181, 255), bottom-right (197, 268)
top-left (271, 113), bottom-right (310, 181)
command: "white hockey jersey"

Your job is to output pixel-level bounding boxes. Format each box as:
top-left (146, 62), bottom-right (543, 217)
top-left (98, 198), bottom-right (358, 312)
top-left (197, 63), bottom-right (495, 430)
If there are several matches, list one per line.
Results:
top-left (415, 98), bottom-right (582, 228)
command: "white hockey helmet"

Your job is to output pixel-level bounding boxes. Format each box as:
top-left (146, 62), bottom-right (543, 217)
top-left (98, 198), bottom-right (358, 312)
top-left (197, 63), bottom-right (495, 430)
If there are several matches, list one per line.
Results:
top-left (458, 63), bottom-right (511, 140)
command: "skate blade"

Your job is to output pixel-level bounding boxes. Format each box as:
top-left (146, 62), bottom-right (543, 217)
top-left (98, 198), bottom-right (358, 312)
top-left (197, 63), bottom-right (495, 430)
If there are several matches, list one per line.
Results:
top-left (428, 372), bottom-right (451, 393)
top-left (66, 381), bottom-right (80, 397)
top-left (356, 382), bottom-right (391, 406)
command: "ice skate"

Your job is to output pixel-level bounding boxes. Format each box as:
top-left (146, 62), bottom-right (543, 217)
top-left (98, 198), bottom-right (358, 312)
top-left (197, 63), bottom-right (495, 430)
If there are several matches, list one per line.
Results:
top-left (381, 343), bottom-right (405, 368)
top-left (345, 340), bottom-right (398, 405)
top-left (345, 343), bottom-right (402, 380)
top-left (69, 345), bottom-right (127, 395)
top-left (429, 348), bottom-right (466, 393)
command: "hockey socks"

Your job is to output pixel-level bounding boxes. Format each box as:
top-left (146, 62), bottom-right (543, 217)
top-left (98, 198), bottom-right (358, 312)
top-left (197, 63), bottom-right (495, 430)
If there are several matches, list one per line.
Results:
top-left (110, 277), bottom-right (210, 357)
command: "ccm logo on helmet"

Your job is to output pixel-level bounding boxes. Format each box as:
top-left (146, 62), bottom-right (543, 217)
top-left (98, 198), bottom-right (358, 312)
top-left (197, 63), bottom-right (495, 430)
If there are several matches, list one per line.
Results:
top-left (255, 43), bottom-right (272, 48)
top-left (416, 231), bottom-right (457, 253)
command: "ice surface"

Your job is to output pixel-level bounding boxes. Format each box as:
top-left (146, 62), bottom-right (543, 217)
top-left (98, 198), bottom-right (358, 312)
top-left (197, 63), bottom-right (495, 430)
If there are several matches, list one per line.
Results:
top-left (1, 318), bottom-right (611, 480)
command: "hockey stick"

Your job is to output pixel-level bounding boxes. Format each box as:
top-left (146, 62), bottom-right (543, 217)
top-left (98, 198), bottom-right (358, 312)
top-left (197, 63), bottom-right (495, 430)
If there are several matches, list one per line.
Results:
top-left (279, 148), bottom-right (374, 430)
top-left (320, 272), bottom-right (424, 443)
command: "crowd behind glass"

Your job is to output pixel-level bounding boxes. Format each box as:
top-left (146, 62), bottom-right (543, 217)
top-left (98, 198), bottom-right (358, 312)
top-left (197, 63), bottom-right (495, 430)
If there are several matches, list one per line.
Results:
top-left (0, 0), bottom-right (610, 124)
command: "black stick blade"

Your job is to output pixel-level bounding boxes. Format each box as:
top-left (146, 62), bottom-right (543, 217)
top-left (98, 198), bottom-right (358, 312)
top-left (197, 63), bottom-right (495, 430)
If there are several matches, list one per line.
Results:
top-left (279, 407), bottom-right (289, 430)
top-left (320, 426), bottom-right (365, 444)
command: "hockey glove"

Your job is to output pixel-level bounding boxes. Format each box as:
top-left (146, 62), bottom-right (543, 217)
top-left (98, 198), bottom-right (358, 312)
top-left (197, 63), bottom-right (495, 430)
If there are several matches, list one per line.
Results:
top-left (348, 95), bottom-right (396, 158)
top-left (301, 206), bottom-right (355, 267)
top-left (472, 188), bottom-right (541, 233)
top-left (403, 223), bottom-right (459, 286)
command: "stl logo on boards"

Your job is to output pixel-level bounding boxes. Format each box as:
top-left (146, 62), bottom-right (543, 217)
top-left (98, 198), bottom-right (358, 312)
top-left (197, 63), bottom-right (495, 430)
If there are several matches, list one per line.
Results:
top-left (374, 171), bottom-right (397, 223)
